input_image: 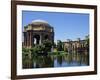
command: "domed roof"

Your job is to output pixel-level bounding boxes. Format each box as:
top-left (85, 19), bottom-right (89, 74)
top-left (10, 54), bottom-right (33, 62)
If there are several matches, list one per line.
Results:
top-left (24, 19), bottom-right (54, 32)
top-left (32, 19), bottom-right (48, 24)
top-left (31, 19), bottom-right (51, 27)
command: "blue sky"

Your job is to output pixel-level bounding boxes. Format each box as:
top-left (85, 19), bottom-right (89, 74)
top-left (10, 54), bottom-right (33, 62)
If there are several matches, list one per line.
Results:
top-left (22, 11), bottom-right (89, 42)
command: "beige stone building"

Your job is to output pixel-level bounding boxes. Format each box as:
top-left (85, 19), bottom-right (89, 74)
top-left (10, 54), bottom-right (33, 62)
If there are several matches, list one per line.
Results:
top-left (23, 20), bottom-right (54, 48)
top-left (63, 39), bottom-right (89, 53)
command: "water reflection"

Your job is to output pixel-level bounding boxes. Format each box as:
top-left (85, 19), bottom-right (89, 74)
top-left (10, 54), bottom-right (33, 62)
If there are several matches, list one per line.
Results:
top-left (22, 51), bottom-right (89, 69)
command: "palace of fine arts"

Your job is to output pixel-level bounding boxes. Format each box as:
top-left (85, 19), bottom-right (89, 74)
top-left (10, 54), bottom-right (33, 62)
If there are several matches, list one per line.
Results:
top-left (22, 20), bottom-right (89, 69)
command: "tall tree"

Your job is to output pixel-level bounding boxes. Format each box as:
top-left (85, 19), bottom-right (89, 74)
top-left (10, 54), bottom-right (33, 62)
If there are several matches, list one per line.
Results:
top-left (57, 40), bottom-right (63, 51)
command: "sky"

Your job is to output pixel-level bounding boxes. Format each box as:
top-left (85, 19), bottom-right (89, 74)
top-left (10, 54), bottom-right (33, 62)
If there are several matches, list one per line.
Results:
top-left (22, 10), bottom-right (89, 42)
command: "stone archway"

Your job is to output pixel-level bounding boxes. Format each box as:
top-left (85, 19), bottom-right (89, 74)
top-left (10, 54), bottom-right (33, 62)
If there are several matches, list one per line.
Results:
top-left (33, 34), bottom-right (40, 45)
top-left (23, 20), bottom-right (54, 48)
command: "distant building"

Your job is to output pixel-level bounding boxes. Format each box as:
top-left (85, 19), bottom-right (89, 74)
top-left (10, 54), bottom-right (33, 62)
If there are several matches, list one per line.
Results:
top-left (23, 20), bottom-right (54, 48)
top-left (63, 38), bottom-right (89, 53)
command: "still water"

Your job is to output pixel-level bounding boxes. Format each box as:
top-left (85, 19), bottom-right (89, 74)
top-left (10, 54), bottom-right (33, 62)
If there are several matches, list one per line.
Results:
top-left (22, 52), bottom-right (89, 69)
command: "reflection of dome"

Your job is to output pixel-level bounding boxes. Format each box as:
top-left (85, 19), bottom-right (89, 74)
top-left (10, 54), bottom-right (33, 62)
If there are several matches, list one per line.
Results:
top-left (31, 19), bottom-right (51, 27)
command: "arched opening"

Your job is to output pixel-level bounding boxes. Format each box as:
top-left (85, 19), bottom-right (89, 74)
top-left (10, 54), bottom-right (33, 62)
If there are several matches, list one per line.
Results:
top-left (33, 34), bottom-right (40, 45)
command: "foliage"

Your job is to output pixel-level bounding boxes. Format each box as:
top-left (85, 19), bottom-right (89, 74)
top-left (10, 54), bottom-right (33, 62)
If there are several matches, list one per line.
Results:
top-left (48, 51), bottom-right (68, 56)
top-left (22, 39), bottom-right (53, 56)
top-left (42, 39), bottom-right (53, 52)
top-left (30, 45), bottom-right (45, 55)
top-left (57, 40), bottom-right (63, 51)
top-left (53, 42), bottom-right (57, 48)
top-left (85, 35), bottom-right (89, 45)
top-left (85, 35), bottom-right (89, 51)
top-left (22, 47), bottom-right (30, 53)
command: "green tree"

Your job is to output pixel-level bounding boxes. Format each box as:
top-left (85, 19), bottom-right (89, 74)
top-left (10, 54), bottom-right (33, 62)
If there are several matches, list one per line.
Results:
top-left (30, 45), bottom-right (44, 55)
top-left (85, 35), bottom-right (89, 51)
top-left (53, 42), bottom-right (57, 48)
top-left (22, 47), bottom-right (30, 53)
top-left (57, 40), bottom-right (63, 51)
top-left (42, 40), bottom-right (53, 52)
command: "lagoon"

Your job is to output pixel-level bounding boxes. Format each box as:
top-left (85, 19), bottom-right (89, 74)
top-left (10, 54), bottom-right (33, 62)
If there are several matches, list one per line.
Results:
top-left (22, 51), bottom-right (89, 69)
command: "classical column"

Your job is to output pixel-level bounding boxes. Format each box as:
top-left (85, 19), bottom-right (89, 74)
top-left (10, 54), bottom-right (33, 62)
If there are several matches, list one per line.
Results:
top-left (26, 32), bottom-right (28, 47)
top-left (29, 31), bottom-right (32, 48)
top-left (39, 34), bottom-right (42, 45)
top-left (26, 32), bottom-right (29, 48)
top-left (28, 32), bottom-right (29, 47)
top-left (40, 33), bottom-right (43, 44)
top-left (23, 32), bottom-right (26, 47)
top-left (24, 32), bottom-right (27, 47)
top-left (32, 34), bottom-right (34, 47)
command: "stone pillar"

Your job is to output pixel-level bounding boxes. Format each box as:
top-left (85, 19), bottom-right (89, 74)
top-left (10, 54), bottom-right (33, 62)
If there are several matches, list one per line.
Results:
top-left (51, 33), bottom-right (54, 44)
top-left (24, 32), bottom-right (27, 47)
top-left (29, 31), bottom-right (32, 48)
top-left (32, 34), bottom-right (34, 47)
top-left (39, 34), bottom-right (42, 45)
top-left (28, 32), bottom-right (30, 47)
top-left (24, 32), bottom-right (26, 47)
top-left (26, 32), bottom-right (29, 48)
top-left (25, 32), bottom-right (27, 47)
top-left (41, 33), bottom-right (44, 44)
